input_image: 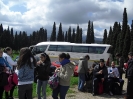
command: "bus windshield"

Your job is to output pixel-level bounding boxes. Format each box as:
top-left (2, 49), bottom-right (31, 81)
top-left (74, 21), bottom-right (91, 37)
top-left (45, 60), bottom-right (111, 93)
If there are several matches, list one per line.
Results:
top-left (33, 45), bottom-right (47, 54)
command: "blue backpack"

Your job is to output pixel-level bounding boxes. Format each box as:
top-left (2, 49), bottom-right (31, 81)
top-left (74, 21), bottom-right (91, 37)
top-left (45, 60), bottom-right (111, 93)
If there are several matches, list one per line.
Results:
top-left (48, 73), bottom-right (59, 89)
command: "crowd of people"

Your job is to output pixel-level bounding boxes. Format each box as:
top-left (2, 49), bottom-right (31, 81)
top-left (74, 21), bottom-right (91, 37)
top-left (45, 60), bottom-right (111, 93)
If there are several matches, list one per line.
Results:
top-left (0, 46), bottom-right (133, 99)
top-left (0, 47), bottom-right (75, 99)
top-left (77, 52), bottom-right (133, 99)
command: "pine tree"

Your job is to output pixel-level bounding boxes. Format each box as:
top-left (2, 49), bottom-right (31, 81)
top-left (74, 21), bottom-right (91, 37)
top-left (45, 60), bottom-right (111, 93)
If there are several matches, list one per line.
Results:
top-left (86, 21), bottom-right (91, 43)
top-left (67, 27), bottom-right (71, 42)
top-left (44, 29), bottom-right (47, 41)
top-left (57, 23), bottom-right (62, 41)
top-left (122, 25), bottom-right (130, 58)
top-left (119, 8), bottom-right (128, 54)
top-left (130, 20), bottom-right (133, 42)
top-left (103, 29), bottom-right (107, 44)
top-left (50, 22), bottom-right (56, 41)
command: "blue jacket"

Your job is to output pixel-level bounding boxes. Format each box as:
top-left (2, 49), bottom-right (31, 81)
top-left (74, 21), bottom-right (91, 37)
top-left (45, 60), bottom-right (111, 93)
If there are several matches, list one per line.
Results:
top-left (0, 57), bottom-right (12, 69)
top-left (17, 64), bottom-right (34, 82)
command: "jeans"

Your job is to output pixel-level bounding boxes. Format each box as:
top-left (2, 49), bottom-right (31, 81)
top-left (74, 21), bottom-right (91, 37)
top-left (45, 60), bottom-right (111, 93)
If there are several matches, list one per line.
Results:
top-left (18, 84), bottom-right (33, 99)
top-left (37, 79), bottom-right (48, 99)
top-left (52, 85), bottom-right (69, 99)
top-left (78, 73), bottom-right (85, 90)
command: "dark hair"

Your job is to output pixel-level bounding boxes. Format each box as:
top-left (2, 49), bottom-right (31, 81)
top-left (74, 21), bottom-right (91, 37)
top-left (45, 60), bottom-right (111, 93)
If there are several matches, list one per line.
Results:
top-left (115, 53), bottom-right (121, 57)
top-left (128, 52), bottom-right (133, 56)
top-left (85, 55), bottom-right (90, 60)
top-left (3, 47), bottom-right (12, 53)
top-left (41, 53), bottom-right (51, 62)
top-left (59, 53), bottom-right (70, 59)
top-left (100, 59), bottom-right (104, 62)
top-left (17, 47), bottom-right (36, 69)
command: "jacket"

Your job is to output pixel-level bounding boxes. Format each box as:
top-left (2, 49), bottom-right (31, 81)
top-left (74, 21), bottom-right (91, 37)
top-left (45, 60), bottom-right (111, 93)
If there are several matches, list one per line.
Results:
top-left (57, 62), bottom-right (75, 86)
top-left (93, 64), bottom-right (108, 79)
top-left (3, 53), bottom-right (17, 66)
top-left (127, 58), bottom-right (133, 78)
top-left (77, 57), bottom-right (88, 73)
top-left (108, 67), bottom-right (119, 78)
top-left (17, 64), bottom-right (34, 84)
top-left (35, 61), bottom-right (51, 81)
top-left (0, 57), bottom-right (11, 69)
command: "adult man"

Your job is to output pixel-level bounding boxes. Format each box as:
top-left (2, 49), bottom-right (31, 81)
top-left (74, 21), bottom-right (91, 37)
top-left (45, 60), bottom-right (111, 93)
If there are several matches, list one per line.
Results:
top-left (77, 55), bottom-right (90, 92)
top-left (116, 53), bottom-right (124, 79)
top-left (126, 52), bottom-right (133, 99)
top-left (93, 59), bottom-right (108, 96)
top-left (107, 61), bottom-right (124, 96)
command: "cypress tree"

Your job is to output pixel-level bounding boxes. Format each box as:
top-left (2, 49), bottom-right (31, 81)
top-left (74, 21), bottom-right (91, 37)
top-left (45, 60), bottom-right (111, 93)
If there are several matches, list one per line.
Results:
top-left (130, 20), bottom-right (133, 42)
top-left (122, 25), bottom-right (130, 58)
top-left (71, 28), bottom-right (75, 43)
top-left (44, 29), bottom-right (47, 41)
top-left (106, 27), bottom-right (113, 44)
top-left (57, 23), bottom-right (62, 41)
top-left (62, 32), bottom-right (64, 41)
top-left (75, 25), bottom-right (80, 43)
top-left (50, 22), bottom-right (56, 41)
top-left (91, 22), bottom-right (95, 43)
top-left (78, 28), bottom-right (82, 43)
top-left (67, 27), bottom-right (71, 42)
top-left (119, 8), bottom-right (128, 54)
top-left (103, 29), bottom-right (107, 44)
top-left (65, 31), bottom-right (68, 42)
top-left (86, 21), bottom-right (91, 43)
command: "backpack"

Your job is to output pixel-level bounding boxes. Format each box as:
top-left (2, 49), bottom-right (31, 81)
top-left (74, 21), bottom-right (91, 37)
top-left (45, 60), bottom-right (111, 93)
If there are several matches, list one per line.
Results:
top-left (4, 72), bottom-right (18, 92)
top-left (4, 74), bottom-right (14, 92)
top-left (112, 82), bottom-right (121, 95)
top-left (48, 73), bottom-right (59, 89)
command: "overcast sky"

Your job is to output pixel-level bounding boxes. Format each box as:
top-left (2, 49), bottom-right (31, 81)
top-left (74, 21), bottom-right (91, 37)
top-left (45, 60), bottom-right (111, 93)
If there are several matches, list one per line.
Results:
top-left (0, 0), bottom-right (133, 38)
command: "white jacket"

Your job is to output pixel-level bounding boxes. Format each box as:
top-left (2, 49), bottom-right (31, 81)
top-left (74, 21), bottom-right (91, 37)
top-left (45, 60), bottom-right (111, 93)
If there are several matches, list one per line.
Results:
top-left (3, 53), bottom-right (17, 67)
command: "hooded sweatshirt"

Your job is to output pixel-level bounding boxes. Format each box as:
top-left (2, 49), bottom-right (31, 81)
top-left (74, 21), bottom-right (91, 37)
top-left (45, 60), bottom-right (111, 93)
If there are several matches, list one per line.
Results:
top-left (57, 59), bottom-right (75, 86)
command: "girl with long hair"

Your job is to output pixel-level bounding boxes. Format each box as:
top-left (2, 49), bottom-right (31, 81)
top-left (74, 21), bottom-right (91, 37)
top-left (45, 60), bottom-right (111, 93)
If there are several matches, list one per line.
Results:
top-left (35, 53), bottom-right (51, 99)
top-left (16, 47), bottom-right (36, 99)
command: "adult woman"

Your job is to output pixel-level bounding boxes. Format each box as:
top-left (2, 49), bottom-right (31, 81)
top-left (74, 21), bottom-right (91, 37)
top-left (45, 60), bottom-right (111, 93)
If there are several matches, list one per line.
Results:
top-left (0, 48), bottom-right (11, 99)
top-left (35, 53), bottom-right (51, 99)
top-left (52, 53), bottom-right (75, 99)
top-left (3, 47), bottom-right (17, 99)
top-left (16, 47), bottom-right (36, 99)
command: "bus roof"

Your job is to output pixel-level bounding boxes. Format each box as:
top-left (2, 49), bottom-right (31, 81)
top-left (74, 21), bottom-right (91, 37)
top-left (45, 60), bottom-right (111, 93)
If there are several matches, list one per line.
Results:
top-left (36, 42), bottom-right (111, 47)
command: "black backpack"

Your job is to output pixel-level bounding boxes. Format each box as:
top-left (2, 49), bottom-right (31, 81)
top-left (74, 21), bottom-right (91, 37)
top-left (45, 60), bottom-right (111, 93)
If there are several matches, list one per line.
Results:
top-left (112, 82), bottom-right (121, 95)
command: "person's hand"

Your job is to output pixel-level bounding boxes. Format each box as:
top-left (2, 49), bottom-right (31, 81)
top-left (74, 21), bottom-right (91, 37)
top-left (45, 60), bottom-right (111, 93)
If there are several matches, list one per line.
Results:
top-left (55, 68), bottom-right (60, 73)
top-left (101, 78), bottom-right (104, 82)
top-left (99, 70), bottom-right (103, 74)
top-left (37, 61), bottom-right (43, 66)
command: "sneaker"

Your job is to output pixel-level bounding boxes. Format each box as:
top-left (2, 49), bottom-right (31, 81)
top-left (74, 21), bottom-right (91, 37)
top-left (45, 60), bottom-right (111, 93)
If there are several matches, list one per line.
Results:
top-left (109, 91), bottom-right (113, 96)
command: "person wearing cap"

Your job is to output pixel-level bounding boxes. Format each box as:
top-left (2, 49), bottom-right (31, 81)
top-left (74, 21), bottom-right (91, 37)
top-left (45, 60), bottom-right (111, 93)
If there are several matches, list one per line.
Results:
top-left (115, 53), bottom-right (124, 79)
top-left (92, 59), bottom-right (108, 96)
top-left (126, 52), bottom-right (133, 99)
top-left (77, 55), bottom-right (90, 92)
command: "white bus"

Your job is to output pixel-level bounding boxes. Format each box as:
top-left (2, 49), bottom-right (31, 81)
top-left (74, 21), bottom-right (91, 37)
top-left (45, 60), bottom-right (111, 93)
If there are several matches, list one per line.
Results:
top-left (32, 42), bottom-right (112, 65)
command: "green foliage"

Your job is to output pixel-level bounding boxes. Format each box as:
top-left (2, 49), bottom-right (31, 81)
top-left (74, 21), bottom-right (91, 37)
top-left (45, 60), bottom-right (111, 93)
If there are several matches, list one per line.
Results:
top-left (75, 25), bottom-right (80, 43)
top-left (67, 27), bottom-right (71, 42)
top-left (71, 28), bottom-right (75, 43)
top-left (103, 29), bottom-right (107, 44)
top-left (50, 22), bottom-right (56, 41)
top-left (57, 23), bottom-right (62, 41)
top-left (65, 31), bottom-right (68, 42)
top-left (86, 21), bottom-right (91, 43)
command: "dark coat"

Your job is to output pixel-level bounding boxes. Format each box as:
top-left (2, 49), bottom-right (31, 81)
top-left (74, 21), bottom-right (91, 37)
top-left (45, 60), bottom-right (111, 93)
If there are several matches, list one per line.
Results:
top-left (35, 61), bottom-right (51, 81)
top-left (93, 64), bottom-right (108, 80)
top-left (117, 56), bottom-right (124, 73)
top-left (127, 58), bottom-right (133, 78)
